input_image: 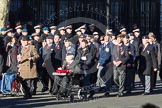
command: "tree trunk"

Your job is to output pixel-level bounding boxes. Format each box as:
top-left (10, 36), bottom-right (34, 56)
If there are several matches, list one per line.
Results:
top-left (0, 0), bottom-right (10, 28)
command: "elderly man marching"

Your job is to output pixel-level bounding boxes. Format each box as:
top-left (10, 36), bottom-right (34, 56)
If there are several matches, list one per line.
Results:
top-left (138, 36), bottom-right (157, 95)
top-left (18, 36), bottom-right (39, 99)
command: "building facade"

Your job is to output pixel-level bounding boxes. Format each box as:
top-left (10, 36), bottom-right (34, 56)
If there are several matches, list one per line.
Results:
top-left (9, 0), bottom-right (161, 37)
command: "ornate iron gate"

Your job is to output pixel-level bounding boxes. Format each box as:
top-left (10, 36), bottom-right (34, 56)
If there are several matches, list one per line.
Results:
top-left (9, 0), bottom-right (160, 37)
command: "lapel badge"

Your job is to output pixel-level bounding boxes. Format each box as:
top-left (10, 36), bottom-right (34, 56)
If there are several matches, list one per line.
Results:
top-left (105, 48), bottom-right (109, 52)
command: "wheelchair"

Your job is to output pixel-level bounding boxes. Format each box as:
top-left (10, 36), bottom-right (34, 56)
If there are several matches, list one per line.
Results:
top-left (1, 72), bottom-right (23, 97)
top-left (52, 69), bottom-right (92, 102)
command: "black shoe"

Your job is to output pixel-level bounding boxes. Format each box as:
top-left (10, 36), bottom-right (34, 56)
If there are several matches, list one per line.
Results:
top-left (125, 91), bottom-right (131, 95)
top-left (88, 91), bottom-right (95, 100)
top-left (117, 93), bottom-right (124, 97)
top-left (104, 92), bottom-right (110, 97)
top-left (56, 94), bottom-right (62, 100)
top-left (41, 87), bottom-right (49, 92)
top-left (23, 94), bottom-right (32, 99)
top-left (99, 87), bottom-right (106, 92)
top-left (142, 92), bottom-right (150, 96)
top-left (49, 88), bottom-right (53, 93)
top-left (150, 89), bottom-right (153, 93)
top-left (31, 90), bottom-right (36, 95)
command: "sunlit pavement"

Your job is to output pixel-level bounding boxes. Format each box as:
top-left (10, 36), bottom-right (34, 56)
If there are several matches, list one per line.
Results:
top-left (0, 75), bottom-right (162, 108)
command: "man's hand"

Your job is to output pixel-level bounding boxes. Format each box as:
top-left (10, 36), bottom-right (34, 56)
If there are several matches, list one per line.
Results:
top-left (97, 63), bottom-right (100, 69)
top-left (28, 57), bottom-right (33, 61)
top-left (116, 61), bottom-right (122, 67)
top-left (42, 63), bottom-right (46, 67)
top-left (113, 61), bottom-right (117, 65)
top-left (7, 42), bottom-right (11, 46)
top-left (68, 70), bottom-right (73, 75)
top-left (127, 63), bottom-right (131, 67)
top-left (154, 68), bottom-right (157, 72)
top-left (17, 55), bottom-right (22, 62)
top-left (58, 67), bottom-right (62, 70)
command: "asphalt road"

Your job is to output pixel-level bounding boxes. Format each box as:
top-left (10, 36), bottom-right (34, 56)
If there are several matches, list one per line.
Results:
top-left (0, 75), bottom-right (162, 108)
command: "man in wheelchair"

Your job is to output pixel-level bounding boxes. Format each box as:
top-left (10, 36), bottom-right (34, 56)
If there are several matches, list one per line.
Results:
top-left (52, 53), bottom-right (81, 98)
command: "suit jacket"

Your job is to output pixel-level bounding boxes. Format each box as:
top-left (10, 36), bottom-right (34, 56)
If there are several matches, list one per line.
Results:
top-left (62, 45), bottom-right (76, 61)
top-left (124, 43), bottom-right (136, 65)
top-left (71, 35), bottom-right (79, 45)
top-left (65, 33), bottom-right (73, 40)
top-left (88, 43), bottom-right (97, 61)
top-left (53, 42), bottom-right (62, 69)
top-left (75, 46), bottom-right (92, 70)
top-left (3, 36), bottom-right (12, 47)
top-left (6, 45), bottom-right (18, 72)
top-left (14, 32), bottom-right (21, 40)
top-left (131, 40), bottom-right (140, 57)
top-left (88, 43), bottom-right (98, 73)
top-left (138, 44), bottom-right (157, 75)
top-left (98, 42), bottom-right (112, 66)
top-left (62, 60), bottom-right (81, 74)
top-left (32, 40), bottom-right (42, 53)
top-left (152, 42), bottom-right (161, 68)
top-left (112, 43), bottom-right (129, 70)
top-left (43, 44), bottom-right (55, 73)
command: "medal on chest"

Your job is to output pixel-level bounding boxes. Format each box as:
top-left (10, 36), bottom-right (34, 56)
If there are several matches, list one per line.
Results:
top-left (105, 47), bottom-right (109, 52)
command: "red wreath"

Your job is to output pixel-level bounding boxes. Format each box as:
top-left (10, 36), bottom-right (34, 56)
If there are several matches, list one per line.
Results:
top-left (56, 69), bottom-right (70, 73)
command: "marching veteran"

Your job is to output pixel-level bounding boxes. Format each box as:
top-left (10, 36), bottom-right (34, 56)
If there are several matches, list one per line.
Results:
top-left (18, 36), bottom-right (39, 99)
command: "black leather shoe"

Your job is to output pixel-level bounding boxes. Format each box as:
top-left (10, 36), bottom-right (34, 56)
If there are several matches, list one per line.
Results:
top-left (142, 92), bottom-right (150, 95)
top-left (23, 94), bottom-right (32, 99)
top-left (41, 87), bottom-right (49, 92)
top-left (104, 92), bottom-right (110, 97)
top-left (88, 90), bottom-right (95, 99)
top-left (31, 90), bottom-right (36, 95)
top-left (117, 93), bottom-right (124, 97)
top-left (56, 94), bottom-right (62, 100)
top-left (125, 91), bottom-right (132, 95)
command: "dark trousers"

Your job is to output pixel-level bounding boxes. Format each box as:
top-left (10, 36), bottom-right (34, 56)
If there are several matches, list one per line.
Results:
top-left (52, 76), bottom-right (69, 96)
top-left (45, 59), bottom-right (55, 91)
top-left (17, 76), bottom-right (31, 97)
top-left (39, 67), bottom-right (54, 91)
top-left (151, 69), bottom-right (157, 89)
top-left (39, 67), bottom-right (49, 88)
top-left (159, 68), bottom-right (162, 81)
top-left (138, 73), bottom-right (145, 87)
top-left (26, 78), bottom-right (37, 93)
top-left (125, 67), bottom-right (135, 92)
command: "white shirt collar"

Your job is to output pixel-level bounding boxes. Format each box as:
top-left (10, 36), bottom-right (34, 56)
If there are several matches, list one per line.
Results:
top-left (124, 43), bottom-right (129, 46)
top-left (117, 43), bottom-right (122, 46)
top-left (143, 43), bottom-right (149, 51)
